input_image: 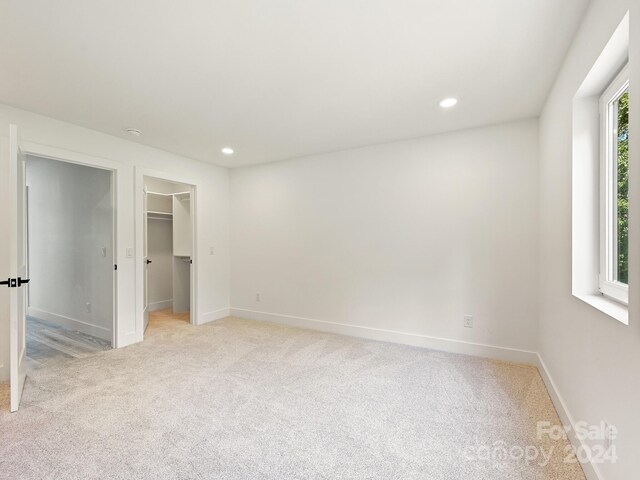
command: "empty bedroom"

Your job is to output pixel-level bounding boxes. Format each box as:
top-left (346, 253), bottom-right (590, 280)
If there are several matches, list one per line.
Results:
top-left (0, 1), bottom-right (638, 480)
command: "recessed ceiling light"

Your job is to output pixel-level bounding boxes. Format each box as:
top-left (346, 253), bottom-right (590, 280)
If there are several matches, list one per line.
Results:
top-left (125, 127), bottom-right (142, 136)
top-left (221, 147), bottom-right (234, 155)
top-left (439, 98), bottom-right (458, 108)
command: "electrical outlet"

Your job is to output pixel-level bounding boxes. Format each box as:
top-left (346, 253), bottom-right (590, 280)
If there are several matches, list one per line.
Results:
top-left (256, 293), bottom-right (261, 302)
top-left (464, 315), bottom-right (473, 328)
top-left (86, 302), bottom-right (92, 313)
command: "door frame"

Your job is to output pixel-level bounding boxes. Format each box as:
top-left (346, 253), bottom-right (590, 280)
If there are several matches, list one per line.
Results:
top-left (134, 167), bottom-right (199, 338)
top-left (9, 124), bottom-right (27, 411)
top-left (20, 141), bottom-right (120, 347)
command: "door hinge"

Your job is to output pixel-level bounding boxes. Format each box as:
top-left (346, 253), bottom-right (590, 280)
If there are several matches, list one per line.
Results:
top-left (114, 264), bottom-right (118, 271)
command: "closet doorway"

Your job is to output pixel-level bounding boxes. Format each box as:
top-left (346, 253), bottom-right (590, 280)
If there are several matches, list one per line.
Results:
top-left (143, 176), bottom-right (195, 333)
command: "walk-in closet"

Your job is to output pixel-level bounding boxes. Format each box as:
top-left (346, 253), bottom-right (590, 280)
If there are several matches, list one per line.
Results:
top-left (144, 177), bottom-right (193, 330)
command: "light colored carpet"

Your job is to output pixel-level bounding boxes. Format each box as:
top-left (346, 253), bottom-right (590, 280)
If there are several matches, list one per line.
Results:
top-left (0, 313), bottom-right (585, 480)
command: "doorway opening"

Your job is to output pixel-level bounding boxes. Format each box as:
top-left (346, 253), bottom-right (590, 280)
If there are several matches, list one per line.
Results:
top-left (143, 177), bottom-right (195, 334)
top-left (25, 155), bottom-right (115, 371)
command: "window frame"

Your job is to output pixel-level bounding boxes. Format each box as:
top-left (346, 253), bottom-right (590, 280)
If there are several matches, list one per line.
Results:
top-left (599, 64), bottom-right (630, 305)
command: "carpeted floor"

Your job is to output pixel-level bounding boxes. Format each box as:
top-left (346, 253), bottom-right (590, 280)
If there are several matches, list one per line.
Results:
top-left (0, 313), bottom-right (585, 480)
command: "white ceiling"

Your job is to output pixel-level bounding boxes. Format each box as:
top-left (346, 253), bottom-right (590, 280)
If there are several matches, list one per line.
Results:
top-left (0, 0), bottom-right (588, 167)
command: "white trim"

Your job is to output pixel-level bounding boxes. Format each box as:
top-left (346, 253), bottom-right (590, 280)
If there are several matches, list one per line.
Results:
top-left (574, 294), bottom-right (628, 325)
top-left (21, 141), bottom-right (123, 172)
top-left (227, 308), bottom-right (599, 479)
top-left (598, 64), bottom-right (629, 305)
top-left (118, 331), bottom-right (138, 348)
top-left (230, 308), bottom-right (538, 365)
top-left (146, 190), bottom-right (191, 197)
top-left (200, 308), bottom-right (230, 325)
top-left (27, 307), bottom-right (112, 343)
top-left (536, 354), bottom-right (604, 480)
top-left (148, 300), bottom-right (173, 312)
top-left (572, 13), bottom-right (631, 324)
top-left (135, 166), bottom-right (199, 342)
top-left (20, 141), bottom-right (121, 347)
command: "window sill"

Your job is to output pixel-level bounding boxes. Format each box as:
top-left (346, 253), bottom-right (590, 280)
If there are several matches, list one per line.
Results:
top-left (574, 293), bottom-right (629, 325)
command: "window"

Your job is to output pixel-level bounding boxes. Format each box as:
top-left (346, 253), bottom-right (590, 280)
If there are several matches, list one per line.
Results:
top-left (599, 65), bottom-right (629, 304)
top-left (572, 12), bottom-right (628, 323)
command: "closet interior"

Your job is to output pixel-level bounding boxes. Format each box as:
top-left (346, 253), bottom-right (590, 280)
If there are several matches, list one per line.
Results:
top-left (144, 177), bottom-right (192, 327)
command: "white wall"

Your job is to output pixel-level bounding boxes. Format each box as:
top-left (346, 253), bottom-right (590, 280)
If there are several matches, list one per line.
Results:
top-left (1, 12), bottom-right (635, 478)
top-left (231, 119), bottom-right (539, 356)
top-left (0, 103), bottom-right (230, 380)
top-left (146, 177), bottom-right (191, 195)
top-left (538, 0), bottom-right (640, 479)
top-left (147, 218), bottom-right (173, 311)
top-left (26, 156), bottom-right (114, 340)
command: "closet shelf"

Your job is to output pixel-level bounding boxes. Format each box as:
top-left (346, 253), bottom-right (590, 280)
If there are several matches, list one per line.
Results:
top-left (147, 211), bottom-right (173, 220)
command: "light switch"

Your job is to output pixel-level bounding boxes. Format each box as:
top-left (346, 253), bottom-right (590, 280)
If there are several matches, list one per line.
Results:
top-left (126, 248), bottom-right (134, 258)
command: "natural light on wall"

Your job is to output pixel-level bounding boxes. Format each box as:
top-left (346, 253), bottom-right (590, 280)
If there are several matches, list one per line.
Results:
top-left (571, 12), bottom-right (629, 324)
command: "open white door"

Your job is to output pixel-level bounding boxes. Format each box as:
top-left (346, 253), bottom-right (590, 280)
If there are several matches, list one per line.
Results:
top-left (8, 124), bottom-right (28, 412)
top-left (143, 187), bottom-right (149, 332)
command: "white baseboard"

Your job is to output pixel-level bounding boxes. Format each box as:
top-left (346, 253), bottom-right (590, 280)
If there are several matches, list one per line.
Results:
top-left (28, 307), bottom-right (112, 342)
top-left (149, 299), bottom-right (173, 312)
top-left (536, 354), bottom-right (603, 480)
top-left (21, 303), bottom-right (597, 480)
top-left (117, 330), bottom-right (139, 349)
top-left (200, 308), bottom-right (231, 325)
top-left (230, 308), bottom-right (598, 478)
top-left (229, 308), bottom-right (538, 365)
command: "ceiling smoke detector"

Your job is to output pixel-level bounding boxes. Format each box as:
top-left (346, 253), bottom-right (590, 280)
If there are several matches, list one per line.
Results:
top-left (125, 127), bottom-right (142, 136)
